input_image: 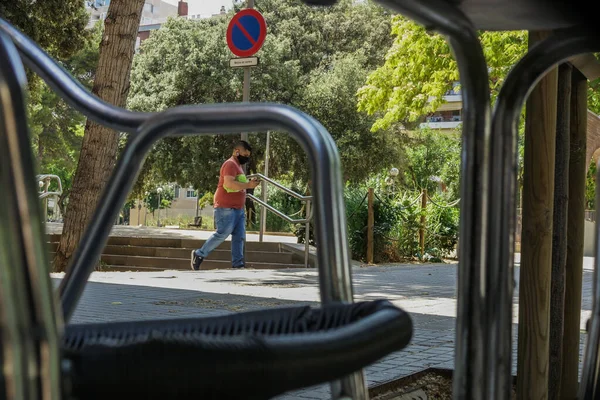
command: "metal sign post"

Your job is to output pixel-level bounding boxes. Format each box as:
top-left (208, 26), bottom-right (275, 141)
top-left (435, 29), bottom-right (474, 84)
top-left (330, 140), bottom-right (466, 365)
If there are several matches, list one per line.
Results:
top-left (226, 2), bottom-right (266, 144)
top-left (226, 2), bottom-right (267, 252)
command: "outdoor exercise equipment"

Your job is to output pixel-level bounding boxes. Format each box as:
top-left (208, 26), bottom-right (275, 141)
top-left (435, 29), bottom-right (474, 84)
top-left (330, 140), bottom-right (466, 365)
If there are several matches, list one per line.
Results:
top-left (0, 14), bottom-right (411, 400)
top-left (1, 0), bottom-right (599, 399)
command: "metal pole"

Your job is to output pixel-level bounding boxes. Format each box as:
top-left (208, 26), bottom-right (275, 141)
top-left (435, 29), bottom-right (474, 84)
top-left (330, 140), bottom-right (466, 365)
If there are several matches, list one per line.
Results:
top-left (241, 0), bottom-right (254, 261)
top-left (43, 179), bottom-right (49, 222)
top-left (419, 189), bottom-right (427, 260)
top-left (371, 2), bottom-right (491, 399)
top-left (0, 30), bottom-right (62, 400)
top-left (305, 199), bottom-right (310, 268)
top-left (240, 0), bottom-right (254, 144)
top-left (367, 188), bottom-right (374, 265)
top-left (54, 194), bottom-right (59, 220)
top-left (259, 131), bottom-right (270, 242)
top-left (157, 192), bottom-right (161, 227)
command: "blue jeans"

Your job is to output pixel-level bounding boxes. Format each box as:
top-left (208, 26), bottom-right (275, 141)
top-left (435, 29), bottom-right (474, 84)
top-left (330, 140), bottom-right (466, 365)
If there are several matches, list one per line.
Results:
top-left (194, 207), bottom-right (245, 267)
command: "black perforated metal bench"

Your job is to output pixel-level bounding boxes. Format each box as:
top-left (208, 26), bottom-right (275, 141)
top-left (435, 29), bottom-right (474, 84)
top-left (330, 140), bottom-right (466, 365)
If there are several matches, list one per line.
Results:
top-left (61, 300), bottom-right (411, 399)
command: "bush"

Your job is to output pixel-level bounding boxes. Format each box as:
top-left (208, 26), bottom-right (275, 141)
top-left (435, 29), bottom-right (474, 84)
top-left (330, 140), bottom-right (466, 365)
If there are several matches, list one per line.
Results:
top-left (292, 185), bottom-right (459, 263)
top-left (295, 222), bottom-right (315, 246)
top-left (424, 193), bottom-right (459, 260)
top-left (343, 188), bottom-right (404, 263)
top-left (389, 192), bottom-right (422, 260)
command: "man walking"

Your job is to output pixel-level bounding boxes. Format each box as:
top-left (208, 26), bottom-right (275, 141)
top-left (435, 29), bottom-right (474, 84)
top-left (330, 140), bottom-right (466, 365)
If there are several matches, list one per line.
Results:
top-left (191, 140), bottom-right (260, 270)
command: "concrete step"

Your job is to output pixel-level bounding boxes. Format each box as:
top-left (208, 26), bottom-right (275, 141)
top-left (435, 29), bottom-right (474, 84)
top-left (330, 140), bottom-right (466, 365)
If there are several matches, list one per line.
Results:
top-left (100, 263), bottom-right (304, 272)
top-left (49, 253), bottom-right (303, 270)
top-left (97, 265), bottom-right (166, 272)
top-left (46, 234), bottom-right (285, 252)
top-left (47, 243), bottom-right (294, 263)
top-left (99, 254), bottom-right (302, 270)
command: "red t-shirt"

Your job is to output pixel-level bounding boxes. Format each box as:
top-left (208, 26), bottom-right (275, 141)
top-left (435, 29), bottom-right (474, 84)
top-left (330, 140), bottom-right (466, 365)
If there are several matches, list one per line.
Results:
top-left (213, 157), bottom-right (246, 209)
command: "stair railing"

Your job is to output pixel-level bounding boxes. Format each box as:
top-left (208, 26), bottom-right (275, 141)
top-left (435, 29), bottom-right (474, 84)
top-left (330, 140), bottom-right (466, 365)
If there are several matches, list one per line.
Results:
top-left (37, 174), bottom-right (63, 221)
top-left (247, 173), bottom-right (313, 268)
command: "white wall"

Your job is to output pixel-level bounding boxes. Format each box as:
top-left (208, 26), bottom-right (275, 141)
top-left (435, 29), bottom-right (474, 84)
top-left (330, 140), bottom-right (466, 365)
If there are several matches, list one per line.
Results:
top-left (584, 220), bottom-right (596, 257)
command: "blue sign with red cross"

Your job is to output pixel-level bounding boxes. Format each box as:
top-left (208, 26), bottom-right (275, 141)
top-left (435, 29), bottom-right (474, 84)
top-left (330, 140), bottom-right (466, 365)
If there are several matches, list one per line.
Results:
top-left (226, 9), bottom-right (267, 58)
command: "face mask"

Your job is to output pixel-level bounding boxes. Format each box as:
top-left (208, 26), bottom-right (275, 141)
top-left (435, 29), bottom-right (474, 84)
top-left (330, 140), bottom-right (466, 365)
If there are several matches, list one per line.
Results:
top-left (237, 155), bottom-right (250, 165)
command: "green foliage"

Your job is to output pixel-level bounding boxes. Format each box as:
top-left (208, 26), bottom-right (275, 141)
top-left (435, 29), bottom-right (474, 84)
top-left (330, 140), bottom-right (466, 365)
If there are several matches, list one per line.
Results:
top-left (328, 185), bottom-right (459, 263)
top-left (357, 17), bottom-right (458, 131)
top-left (0, 0), bottom-right (89, 62)
top-left (198, 191), bottom-right (214, 210)
top-left (341, 187), bottom-right (404, 263)
top-left (586, 160), bottom-right (596, 210)
top-left (28, 24), bottom-right (102, 212)
top-left (389, 192), bottom-right (459, 261)
top-left (401, 128), bottom-right (461, 197)
top-left (588, 54), bottom-right (600, 114)
top-left (128, 0), bottom-right (402, 191)
top-left (357, 18), bottom-right (528, 131)
top-left (388, 191), bottom-right (421, 260)
top-left (143, 186), bottom-right (175, 213)
top-left (423, 193), bottom-right (460, 260)
top-left (300, 51), bottom-right (406, 183)
top-left (344, 188), bottom-right (371, 260)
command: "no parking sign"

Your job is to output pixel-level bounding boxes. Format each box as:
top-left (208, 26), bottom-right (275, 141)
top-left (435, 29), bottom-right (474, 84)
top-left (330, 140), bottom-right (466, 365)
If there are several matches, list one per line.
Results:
top-left (226, 9), bottom-right (267, 58)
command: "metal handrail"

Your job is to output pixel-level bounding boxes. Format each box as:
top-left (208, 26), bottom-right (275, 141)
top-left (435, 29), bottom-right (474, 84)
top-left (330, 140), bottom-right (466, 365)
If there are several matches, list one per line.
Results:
top-left (247, 173), bottom-right (313, 268)
top-left (374, 2), bottom-right (492, 398)
top-left (0, 30), bottom-right (62, 400)
top-left (37, 174), bottom-right (63, 221)
top-left (247, 194), bottom-right (309, 224)
top-left (39, 191), bottom-right (63, 200)
top-left (248, 173), bottom-right (313, 201)
top-left (37, 174), bottom-right (63, 194)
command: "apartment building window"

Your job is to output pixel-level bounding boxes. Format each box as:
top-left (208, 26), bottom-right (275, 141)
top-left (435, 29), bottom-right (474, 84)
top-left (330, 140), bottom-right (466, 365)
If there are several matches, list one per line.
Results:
top-left (143, 3), bottom-right (154, 13)
top-left (186, 190), bottom-right (197, 198)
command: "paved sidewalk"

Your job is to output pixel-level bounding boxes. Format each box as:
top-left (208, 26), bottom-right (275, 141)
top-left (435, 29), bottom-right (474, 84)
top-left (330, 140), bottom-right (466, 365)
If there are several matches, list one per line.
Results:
top-left (52, 261), bottom-right (592, 399)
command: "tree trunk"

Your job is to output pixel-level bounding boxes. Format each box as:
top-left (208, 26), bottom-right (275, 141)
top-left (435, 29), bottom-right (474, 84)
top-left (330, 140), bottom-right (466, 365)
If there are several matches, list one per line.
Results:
top-left (53, 0), bottom-right (145, 272)
top-left (58, 190), bottom-right (68, 218)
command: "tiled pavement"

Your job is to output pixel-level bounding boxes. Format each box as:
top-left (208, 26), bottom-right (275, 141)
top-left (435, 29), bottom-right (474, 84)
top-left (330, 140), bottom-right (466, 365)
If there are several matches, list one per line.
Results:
top-left (52, 260), bottom-right (593, 399)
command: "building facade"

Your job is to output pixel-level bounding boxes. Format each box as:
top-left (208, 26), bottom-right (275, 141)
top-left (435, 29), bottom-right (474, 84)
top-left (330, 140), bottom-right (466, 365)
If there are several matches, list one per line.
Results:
top-left (136, 3), bottom-right (229, 51)
top-left (85, 0), bottom-right (179, 29)
top-left (419, 81), bottom-right (463, 132)
top-left (129, 184), bottom-right (215, 227)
